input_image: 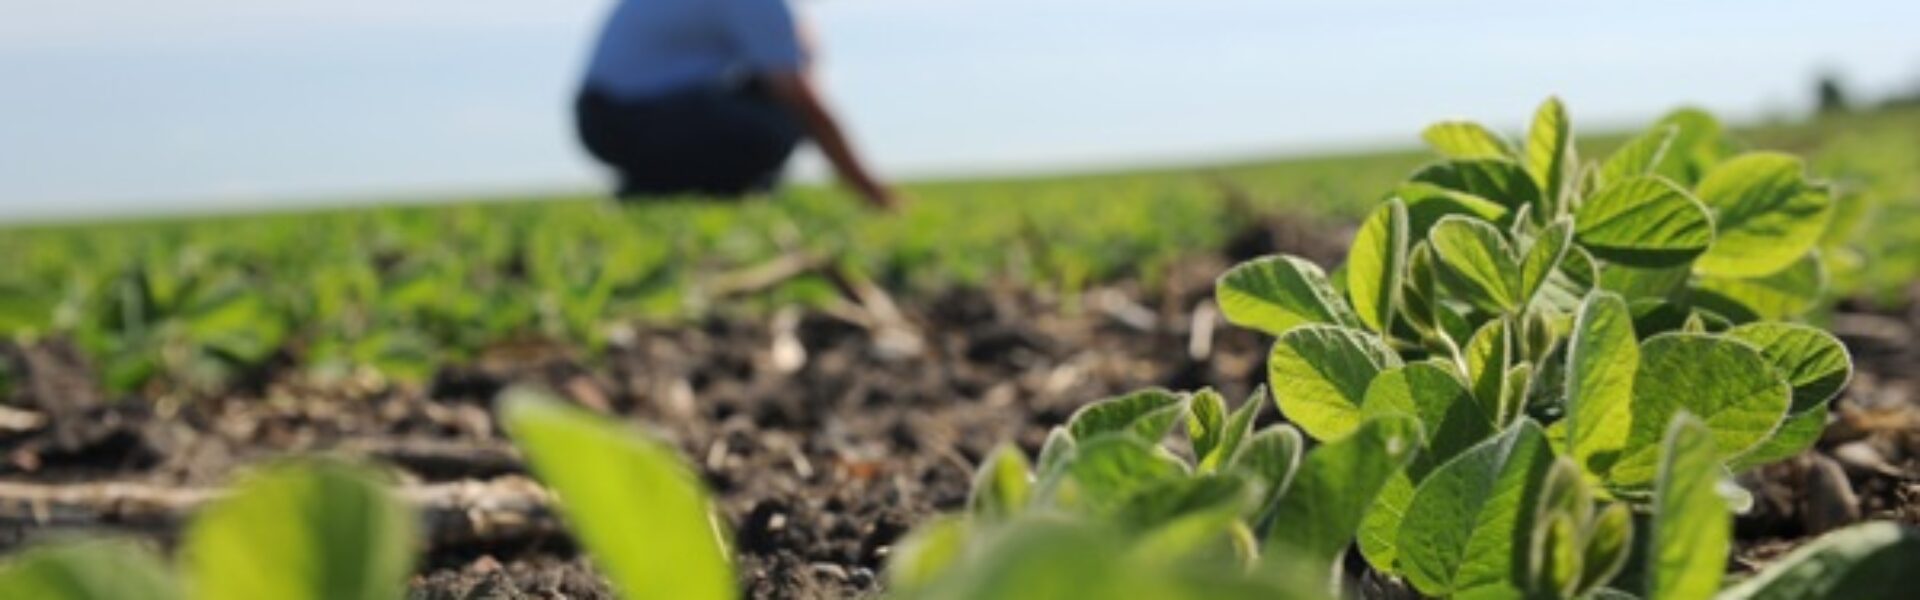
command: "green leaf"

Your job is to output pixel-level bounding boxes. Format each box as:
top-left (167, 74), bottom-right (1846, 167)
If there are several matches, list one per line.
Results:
top-left (1648, 415), bottom-right (1730, 600)
top-left (183, 461), bottom-right (415, 600)
top-left (1693, 153), bottom-right (1834, 278)
top-left (1575, 176), bottom-right (1716, 268)
top-left (1518, 219), bottom-right (1574, 306)
top-left (1353, 363), bottom-right (1498, 575)
top-left (1567, 292), bottom-right (1638, 481)
top-left (1430, 215), bottom-right (1522, 311)
top-left (1725, 323), bottom-right (1851, 412)
top-left (1116, 473), bottom-right (1255, 531)
top-left (1599, 125), bottom-right (1677, 186)
top-left (1357, 473), bottom-right (1418, 575)
top-left (1535, 245), bottom-right (1598, 316)
top-left (1201, 387), bottom-right (1265, 473)
top-left (1581, 503), bottom-right (1634, 596)
top-left (1347, 199), bottom-right (1410, 333)
top-left (1066, 388), bottom-right (1189, 442)
top-left (1609, 334), bottom-right (1791, 487)
top-left (1691, 253), bottom-right (1827, 322)
top-left (886, 514), bottom-right (971, 592)
top-left (1266, 415), bottom-right (1425, 570)
top-left (1397, 182), bottom-right (1512, 238)
top-left (1051, 434), bottom-right (1190, 516)
top-left (1127, 478), bottom-right (1261, 564)
top-left (1187, 388), bottom-right (1229, 468)
top-left (1598, 263), bottom-right (1692, 302)
top-left (1216, 256), bottom-right (1359, 336)
top-left (1530, 511), bottom-right (1582, 598)
top-left (1399, 241), bottom-right (1442, 339)
top-left (1413, 159), bottom-right (1544, 211)
top-left (1717, 522), bottom-right (1920, 600)
top-left (1651, 108), bottom-right (1731, 186)
top-left (969, 444), bottom-right (1034, 520)
top-left (502, 389), bottom-right (735, 600)
top-left (1361, 362), bottom-right (1497, 478)
top-left (0, 540), bottom-right (179, 600)
top-left (1726, 399), bottom-right (1829, 472)
top-left (1267, 325), bottom-right (1403, 441)
top-left (1398, 420), bottom-right (1556, 598)
top-left (1228, 424), bottom-right (1306, 525)
top-left (1524, 97), bottom-right (1575, 215)
top-left (895, 518), bottom-right (1331, 600)
top-left (1037, 426), bottom-right (1076, 475)
top-left (1464, 318), bottom-right (1513, 420)
top-left (1424, 121), bottom-right (1515, 160)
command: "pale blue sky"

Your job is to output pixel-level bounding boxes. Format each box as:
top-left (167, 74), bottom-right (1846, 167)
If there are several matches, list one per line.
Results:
top-left (2, 1), bottom-right (1917, 220)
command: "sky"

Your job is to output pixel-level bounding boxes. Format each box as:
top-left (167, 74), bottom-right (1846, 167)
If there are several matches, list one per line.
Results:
top-left (1, 0), bottom-right (1918, 221)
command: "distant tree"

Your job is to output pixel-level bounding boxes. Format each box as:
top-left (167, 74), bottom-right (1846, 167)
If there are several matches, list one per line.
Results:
top-left (1816, 73), bottom-right (1850, 114)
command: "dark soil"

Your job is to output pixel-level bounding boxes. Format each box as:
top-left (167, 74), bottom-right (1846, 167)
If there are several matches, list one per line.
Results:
top-left (2, 216), bottom-right (1916, 599)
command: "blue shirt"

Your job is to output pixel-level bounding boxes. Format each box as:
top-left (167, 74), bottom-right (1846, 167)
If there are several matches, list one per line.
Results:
top-left (583, 0), bottom-right (807, 100)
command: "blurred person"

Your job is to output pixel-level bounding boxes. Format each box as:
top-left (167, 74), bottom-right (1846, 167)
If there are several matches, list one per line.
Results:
top-left (576, 0), bottom-right (899, 208)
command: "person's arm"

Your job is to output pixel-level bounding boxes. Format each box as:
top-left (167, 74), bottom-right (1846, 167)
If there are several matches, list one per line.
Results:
top-left (762, 72), bottom-right (899, 209)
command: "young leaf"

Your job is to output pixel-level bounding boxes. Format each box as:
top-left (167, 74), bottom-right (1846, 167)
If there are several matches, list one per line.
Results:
top-left (1567, 292), bottom-right (1637, 480)
top-left (886, 514), bottom-right (971, 592)
top-left (1187, 388), bottom-right (1229, 464)
top-left (1066, 388), bottom-right (1188, 442)
top-left (1574, 176), bottom-right (1716, 268)
top-left (1430, 215), bottom-right (1522, 311)
top-left (1724, 323), bottom-right (1852, 412)
top-left (1115, 473), bottom-right (1255, 531)
top-left (1037, 426), bottom-right (1076, 475)
top-left (1464, 318), bottom-right (1513, 419)
top-left (1412, 159), bottom-right (1544, 211)
top-left (1691, 253), bottom-right (1828, 322)
top-left (1424, 121), bottom-right (1514, 160)
top-left (1717, 522), bottom-right (1920, 600)
top-left (1216, 256), bottom-right (1359, 336)
top-left (1347, 199), bottom-right (1410, 333)
top-left (1693, 153), bottom-right (1834, 278)
top-left (1126, 477), bottom-right (1260, 563)
top-left (1397, 420), bottom-right (1556, 598)
top-left (1726, 400), bottom-right (1829, 472)
top-left (1651, 107), bottom-right (1731, 186)
top-left (0, 540), bottom-right (179, 600)
top-left (1052, 434), bottom-right (1190, 516)
top-left (1529, 511), bottom-right (1582, 598)
top-left (1265, 415), bottom-right (1424, 571)
top-left (1399, 241), bottom-right (1442, 339)
top-left (1356, 474), bottom-right (1418, 575)
top-left (1354, 363), bottom-right (1498, 574)
top-left (1228, 424), bottom-right (1306, 525)
top-left (183, 461), bottom-right (416, 600)
top-left (1524, 97), bottom-right (1574, 216)
top-left (1581, 503), bottom-right (1634, 596)
top-left (1647, 415), bottom-right (1729, 600)
top-left (1200, 387), bottom-right (1265, 473)
top-left (969, 444), bottom-right (1034, 520)
top-left (1518, 219), bottom-right (1574, 307)
top-left (501, 389), bottom-right (735, 600)
top-left (1397, 182), bottom-right (1512, 238)
top-left (1599, 124), bottom-right (1677, 185)
top-left (1362, 362), bottom-right (1497, 477)
top-left (1267, 325), bottom-right (1403, 441)
top-left (1609, 334), bottom-right (1791, 487)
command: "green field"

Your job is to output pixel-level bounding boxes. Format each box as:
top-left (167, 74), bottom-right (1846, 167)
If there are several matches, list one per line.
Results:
top-left (3, 106), bottom-right (1916, 393)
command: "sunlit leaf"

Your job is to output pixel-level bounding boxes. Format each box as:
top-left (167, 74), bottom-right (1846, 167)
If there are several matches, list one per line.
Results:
top-left (502, 389), bottom-right (735, 600)
top-left (183, 461), bottom-right (415, 600)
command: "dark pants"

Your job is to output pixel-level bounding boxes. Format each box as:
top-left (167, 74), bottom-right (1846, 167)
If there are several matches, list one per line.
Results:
top-left (575, 81), bottom-right (804, 198)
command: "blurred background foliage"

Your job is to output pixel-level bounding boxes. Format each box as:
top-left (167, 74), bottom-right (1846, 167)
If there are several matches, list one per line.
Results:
top-left (2, 106), bottom-right (1915, 394)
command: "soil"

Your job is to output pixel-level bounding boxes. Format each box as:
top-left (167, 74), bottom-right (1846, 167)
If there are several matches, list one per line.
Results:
top-left (2, 214), bottom-right (1916, 599)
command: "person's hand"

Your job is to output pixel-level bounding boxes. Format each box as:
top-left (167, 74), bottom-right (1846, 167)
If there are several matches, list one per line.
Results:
top-left (855, 179), bottom-right (904, 211)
